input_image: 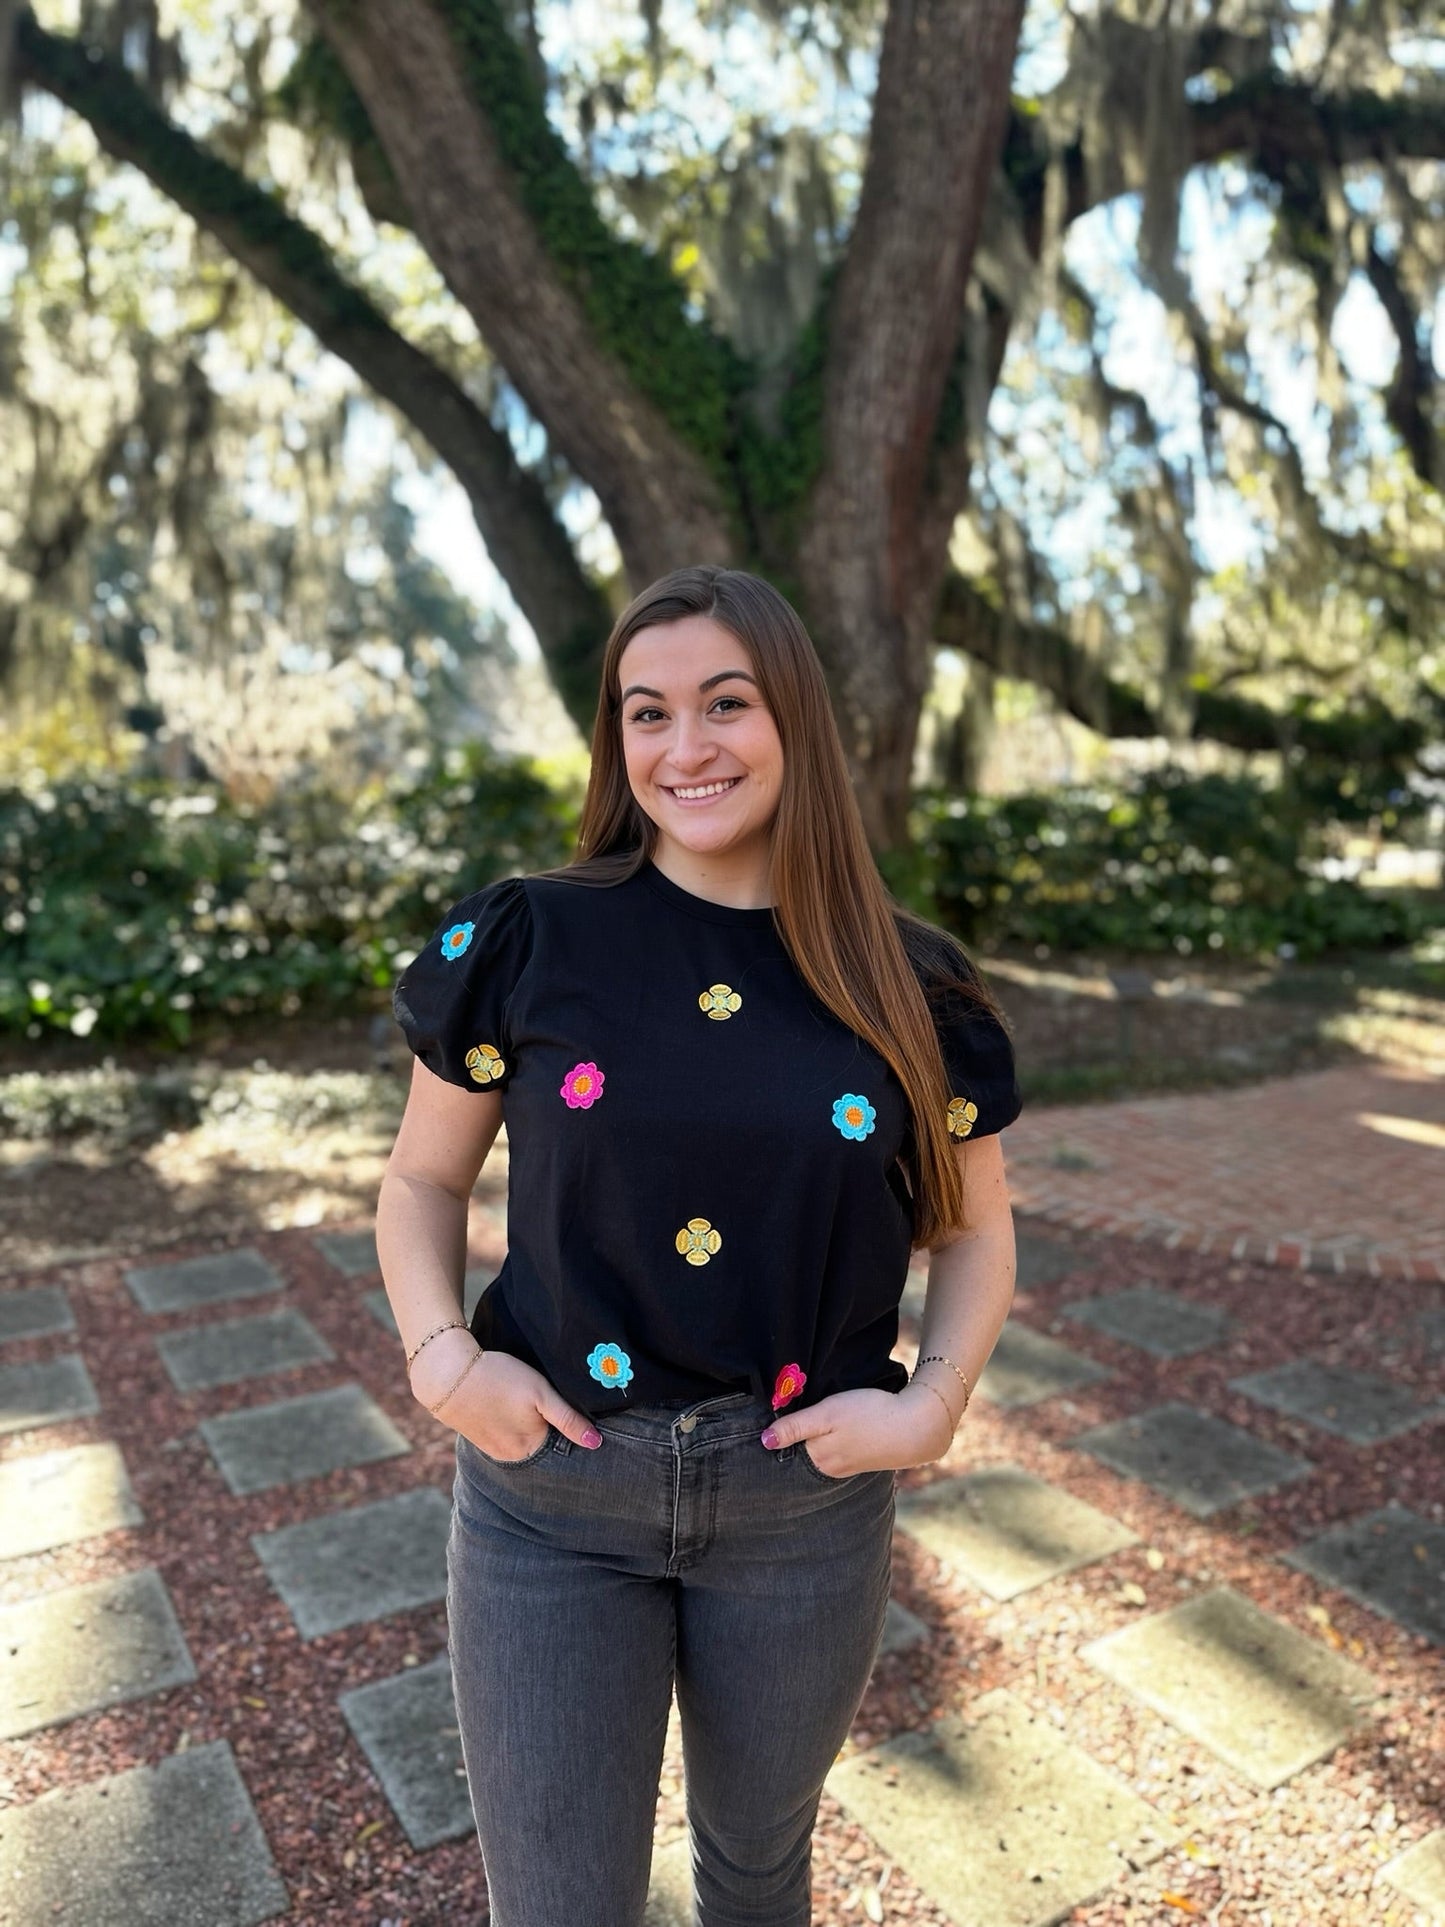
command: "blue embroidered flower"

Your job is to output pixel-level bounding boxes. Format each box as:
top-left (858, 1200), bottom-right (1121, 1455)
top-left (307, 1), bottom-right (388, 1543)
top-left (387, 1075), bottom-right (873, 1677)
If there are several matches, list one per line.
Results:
top-left (832, 1093), bottom-right (876, 1141)
top-left (440, 920), bottom-right (475, 962)
top-left (587, 1341), bottom-right (633, 1390)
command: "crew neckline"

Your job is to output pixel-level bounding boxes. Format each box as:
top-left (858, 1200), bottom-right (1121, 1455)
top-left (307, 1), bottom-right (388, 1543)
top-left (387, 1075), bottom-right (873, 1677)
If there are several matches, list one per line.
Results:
top-left (640, 861), bottom-right (778, 928)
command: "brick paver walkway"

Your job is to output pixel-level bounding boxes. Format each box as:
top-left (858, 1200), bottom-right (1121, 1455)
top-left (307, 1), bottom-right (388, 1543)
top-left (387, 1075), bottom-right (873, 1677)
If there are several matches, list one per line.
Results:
top-left (2, 1071), bottom-right (1443, 1924)
top-left (1005, 1062), bottom-right (1445, 1280)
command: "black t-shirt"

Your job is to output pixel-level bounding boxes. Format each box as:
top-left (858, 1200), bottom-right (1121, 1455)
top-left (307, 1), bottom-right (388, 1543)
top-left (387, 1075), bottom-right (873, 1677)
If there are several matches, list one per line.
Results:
top-left (392, 861), bottom-right (1022, 1421)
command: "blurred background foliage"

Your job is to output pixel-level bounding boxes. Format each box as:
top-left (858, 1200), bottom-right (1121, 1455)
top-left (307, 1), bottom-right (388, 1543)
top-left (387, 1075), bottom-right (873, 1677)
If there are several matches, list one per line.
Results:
top-left (1, 0), bottom-right (1442, 1051)
top-left (4, 754), bottom-right (1437, 1044)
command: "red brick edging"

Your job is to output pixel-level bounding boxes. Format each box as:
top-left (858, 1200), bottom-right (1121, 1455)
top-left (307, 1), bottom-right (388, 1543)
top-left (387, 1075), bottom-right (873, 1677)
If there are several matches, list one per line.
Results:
top-left (1010, 1196), bottom-right (1445, 1284)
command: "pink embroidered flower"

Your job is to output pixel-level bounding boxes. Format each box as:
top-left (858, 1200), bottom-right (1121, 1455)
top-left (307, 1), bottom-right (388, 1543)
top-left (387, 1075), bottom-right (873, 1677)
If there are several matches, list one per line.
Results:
top-left (560, 1061), bottom-right (605, 1109)
top-left (772, 1362), bottom-right (806, 1410)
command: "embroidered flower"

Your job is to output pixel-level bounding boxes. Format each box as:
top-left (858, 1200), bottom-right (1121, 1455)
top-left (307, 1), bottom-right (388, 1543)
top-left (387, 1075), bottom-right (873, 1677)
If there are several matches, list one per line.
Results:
top-left (560, 1061), bottom-right (605, 1108)
top-left (675, 1217), bottom-right (723, 1265)
top-left (587, 1342), bottom-right (633, 1390)
top-left (465, 1043), bottom-right (506, 1086)
top-left (440, 921), bottom-right (475, 962)
top-left (772, 1362), bottom-right (807, 1410)
top-left (832, 1093), bottom-right (876, 1141)
top-left (947, 1096), bottom-right (979, 1140)
top-left (698, 983), bottom-right (742, 1021)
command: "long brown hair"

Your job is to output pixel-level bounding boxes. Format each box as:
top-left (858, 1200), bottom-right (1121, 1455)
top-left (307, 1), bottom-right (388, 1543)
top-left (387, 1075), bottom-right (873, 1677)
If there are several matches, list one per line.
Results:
top-left (533, 564), bottom-right (1008, 1250)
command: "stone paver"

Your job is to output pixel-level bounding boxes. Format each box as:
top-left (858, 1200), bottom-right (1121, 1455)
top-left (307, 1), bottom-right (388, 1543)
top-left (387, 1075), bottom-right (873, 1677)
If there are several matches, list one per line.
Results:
top-left (826, 1687), bottom-right (1176, 1927)
top-left (313, 1228), bottom-right (379, 1276)
top-left (1081, 1585), bottom-right (1380, 1788)
top-left (251, 1487), bottom-right (452, 1640)
top-left (156, 1307), bottom-right (335, 1393)
top-left (1378, 1829), bottom-right (1445, 1917)
top-left (1284, 1505), bottom-right (1445, 1646)
top-left (0, 1739), bottom-right (287, 1926)
top-left (1071, 1401), bottom-right (1313, 1518)
top-left (895, 1464), bottom-right (1138, 1600)
top-left (0, 1441), bottom-right (142, 1562)
top-left (878, 1596), bottom-right (930, 1658)
top-left (976, 1321), bottom-right (1112, 1409)
top-left (0, 1352), bottom-right (99, 1435)
top-left (1004, 1062), bottom-right (1445, 1278)
top-left (0, 1568), bottom-right (197, 1741)
top-left (1061, 1286), bottom-right (1230, 1357)
top-left (644, 1836), bottom-right (694, 1927)
top-left (199, 1382), bottom-right (410, 1497)
top-left (0, 1285), bottom-right (75, 1345)
top-left (338, 1652), bottom-right (471, 1850)
top-left (1015, 1228), bottom-right (1086, 1291)
top-left (363, 1288), bottom-right (397, 1337)
top-left (123, 1246), bottom-right (285, 1314)
top-left (1228, 1358), bottom-right (1445, 1445)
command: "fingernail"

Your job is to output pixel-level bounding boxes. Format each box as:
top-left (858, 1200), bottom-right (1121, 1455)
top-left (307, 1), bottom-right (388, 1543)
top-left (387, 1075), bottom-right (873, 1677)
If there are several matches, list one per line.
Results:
top-left (760, 1428), bottom-right (779, 1449)
top-left (581, 1428), bottom-right (602, 1448)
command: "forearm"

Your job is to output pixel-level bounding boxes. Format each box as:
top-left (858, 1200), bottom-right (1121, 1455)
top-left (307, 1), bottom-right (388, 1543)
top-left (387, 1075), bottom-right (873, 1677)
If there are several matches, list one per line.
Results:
top-left (375, 1165), bottom-right (475, 1365)
top-left (907, 1208), bottom-right (1016, 1428)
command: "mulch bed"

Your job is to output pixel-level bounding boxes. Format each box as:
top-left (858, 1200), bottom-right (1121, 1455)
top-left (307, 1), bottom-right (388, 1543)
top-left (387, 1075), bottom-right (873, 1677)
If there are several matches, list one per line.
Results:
top-left (2, 1212), bottom-right (1442, 1925)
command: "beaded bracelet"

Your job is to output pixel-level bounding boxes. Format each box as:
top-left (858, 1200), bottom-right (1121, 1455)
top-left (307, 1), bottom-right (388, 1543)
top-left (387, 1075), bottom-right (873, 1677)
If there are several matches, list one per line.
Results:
top-left (405, 1319), bottom-right (469, 1371)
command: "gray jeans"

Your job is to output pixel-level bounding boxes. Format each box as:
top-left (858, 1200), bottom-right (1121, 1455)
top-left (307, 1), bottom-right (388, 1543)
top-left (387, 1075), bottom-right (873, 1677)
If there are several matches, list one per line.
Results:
top-left (446, 1388), bottom-right (897, 1927)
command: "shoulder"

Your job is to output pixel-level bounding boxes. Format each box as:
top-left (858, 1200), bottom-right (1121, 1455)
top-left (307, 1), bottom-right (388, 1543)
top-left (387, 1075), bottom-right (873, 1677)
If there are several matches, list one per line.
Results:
top-left (893, 912), bottom-right (984, 1003)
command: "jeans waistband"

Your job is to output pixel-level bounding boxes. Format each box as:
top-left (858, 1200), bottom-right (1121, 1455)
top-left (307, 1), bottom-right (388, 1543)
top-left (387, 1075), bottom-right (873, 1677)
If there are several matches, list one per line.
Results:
top-left (596, 1389), bottom-right (774, 1445)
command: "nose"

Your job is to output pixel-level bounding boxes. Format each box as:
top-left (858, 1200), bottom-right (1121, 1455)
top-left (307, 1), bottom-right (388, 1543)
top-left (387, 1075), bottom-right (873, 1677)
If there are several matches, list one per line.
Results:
top-left (665, 713), bottom-right (719, 775)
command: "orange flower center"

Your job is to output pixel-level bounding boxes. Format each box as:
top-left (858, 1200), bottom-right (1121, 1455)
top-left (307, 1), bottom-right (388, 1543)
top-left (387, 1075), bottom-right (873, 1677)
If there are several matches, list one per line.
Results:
top-left (601, 1356), bottom-right (617, 1376)
top-left (845, 1106), bottom-right (862, 1126)
top-left (574, 1074), bottom-right (592, 1093)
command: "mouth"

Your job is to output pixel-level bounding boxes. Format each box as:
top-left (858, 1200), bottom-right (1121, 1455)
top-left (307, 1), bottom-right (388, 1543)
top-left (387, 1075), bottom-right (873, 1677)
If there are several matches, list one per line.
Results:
top-left (663, 776), bottom-right (743, 805)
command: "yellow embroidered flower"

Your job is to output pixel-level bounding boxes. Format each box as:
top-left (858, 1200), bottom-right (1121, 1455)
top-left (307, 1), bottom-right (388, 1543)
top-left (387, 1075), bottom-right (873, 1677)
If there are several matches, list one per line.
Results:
top-left (947, 1096), bottom-right (979, 1140)
top-left (675, 1217), bottom-right (723, 1265)
top-left (698, 984), bottom-right (742, 1021)
top-left (465, 1044), bottom-right (506, 1086)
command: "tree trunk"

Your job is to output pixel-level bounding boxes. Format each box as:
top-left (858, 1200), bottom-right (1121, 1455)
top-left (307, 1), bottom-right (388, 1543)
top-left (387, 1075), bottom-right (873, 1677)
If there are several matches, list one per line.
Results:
top-left (795, 0), bottom-right (1026, 847)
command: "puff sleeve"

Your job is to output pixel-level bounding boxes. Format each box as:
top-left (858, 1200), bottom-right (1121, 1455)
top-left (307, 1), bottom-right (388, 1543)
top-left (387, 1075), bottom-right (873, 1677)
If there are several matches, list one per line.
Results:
top-left (908, 927), bottom-right (1023, 1142)
top-left (391, 875), bottom-right (534, 1094)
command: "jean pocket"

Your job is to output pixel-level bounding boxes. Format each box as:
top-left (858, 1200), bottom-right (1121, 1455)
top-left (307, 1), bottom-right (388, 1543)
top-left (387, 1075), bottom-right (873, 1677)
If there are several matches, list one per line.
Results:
top-left (459, 1424), bottom-right (557, 1471)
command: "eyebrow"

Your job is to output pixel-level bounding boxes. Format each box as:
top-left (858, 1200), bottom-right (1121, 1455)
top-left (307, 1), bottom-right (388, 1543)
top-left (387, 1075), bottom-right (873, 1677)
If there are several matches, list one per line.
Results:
top-left (619, 669), bottom-right (760, 703)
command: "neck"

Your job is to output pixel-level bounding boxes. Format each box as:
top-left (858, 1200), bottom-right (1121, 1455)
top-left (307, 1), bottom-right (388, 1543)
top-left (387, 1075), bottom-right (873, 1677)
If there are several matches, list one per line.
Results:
top-left (649, 834), bottom-right (775, 911)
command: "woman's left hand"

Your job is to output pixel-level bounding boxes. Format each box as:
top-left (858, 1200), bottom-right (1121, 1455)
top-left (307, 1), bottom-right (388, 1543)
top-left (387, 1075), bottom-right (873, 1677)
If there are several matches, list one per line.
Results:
top-left (760, 1384), bottom-right (955, 1476)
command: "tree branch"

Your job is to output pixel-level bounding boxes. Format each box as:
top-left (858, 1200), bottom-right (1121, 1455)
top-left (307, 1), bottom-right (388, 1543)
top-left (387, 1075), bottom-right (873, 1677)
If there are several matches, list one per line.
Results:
top-left (305, 0), bottom-right (739, 583)
top-left (1364, 240), bottom-right (1440, 490)
top-left (1003, 66), bottom-right (1445, 249)
top-left (10, 7), bottom-right (612, 726)
top-left (937, 573), bottom-right (1436, 767)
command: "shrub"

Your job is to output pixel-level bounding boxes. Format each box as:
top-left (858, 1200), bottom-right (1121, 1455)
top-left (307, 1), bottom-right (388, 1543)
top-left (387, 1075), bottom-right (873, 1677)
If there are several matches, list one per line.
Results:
top-left (1, 745), bottom-right (576, 1041)
top-left (915, 768), bottom-right (1439, 960)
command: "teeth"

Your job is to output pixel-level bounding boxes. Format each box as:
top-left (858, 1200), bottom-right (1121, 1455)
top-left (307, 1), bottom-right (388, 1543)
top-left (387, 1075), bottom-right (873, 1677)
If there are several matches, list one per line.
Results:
top-left (671, 778), bottom-right (739, 799)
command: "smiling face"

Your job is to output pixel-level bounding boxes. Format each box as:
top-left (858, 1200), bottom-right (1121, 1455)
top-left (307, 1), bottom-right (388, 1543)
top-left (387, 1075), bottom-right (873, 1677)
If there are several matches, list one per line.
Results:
top-left (617, 614), bottom-right (784, 875)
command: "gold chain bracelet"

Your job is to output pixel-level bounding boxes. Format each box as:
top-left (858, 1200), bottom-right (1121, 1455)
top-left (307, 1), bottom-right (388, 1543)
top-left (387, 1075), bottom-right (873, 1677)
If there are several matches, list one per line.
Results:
top-left (910, 1377), bottom-right (959, 1436)
top-left (911, 1351), bottom-right (973, 1430)
top-left (426, 1346), bottom-right (485, 1417)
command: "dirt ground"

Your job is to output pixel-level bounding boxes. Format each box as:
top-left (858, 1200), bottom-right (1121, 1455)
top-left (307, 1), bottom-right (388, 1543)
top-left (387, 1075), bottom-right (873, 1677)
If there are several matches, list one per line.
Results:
top-left (2, 953), bottom-right (1440, 1275)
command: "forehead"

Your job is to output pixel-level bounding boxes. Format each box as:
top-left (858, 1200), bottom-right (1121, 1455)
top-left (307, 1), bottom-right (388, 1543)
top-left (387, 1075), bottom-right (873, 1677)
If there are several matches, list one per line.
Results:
top-left (618, 615), bottom-right (752, 685)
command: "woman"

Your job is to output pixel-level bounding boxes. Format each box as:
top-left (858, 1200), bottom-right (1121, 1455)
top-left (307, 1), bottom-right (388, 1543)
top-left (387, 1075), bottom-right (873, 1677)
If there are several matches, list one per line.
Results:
top-left (379, 565), bottom-right (1020, 1927)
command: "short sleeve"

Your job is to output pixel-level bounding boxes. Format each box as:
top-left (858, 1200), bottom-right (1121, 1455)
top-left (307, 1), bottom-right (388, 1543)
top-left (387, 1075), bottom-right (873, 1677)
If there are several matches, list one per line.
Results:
top-left (905, 925), bottom-right (1023, 1142)
top-left (392, 876), bottom-right (534, 1094)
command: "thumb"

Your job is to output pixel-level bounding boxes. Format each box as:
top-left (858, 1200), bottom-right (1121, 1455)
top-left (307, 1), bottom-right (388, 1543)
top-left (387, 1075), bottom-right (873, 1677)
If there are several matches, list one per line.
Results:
top-left (761, 1412), bottom-right (815, 1450)
top-left (546, 1401), bottom-right (604, 1449)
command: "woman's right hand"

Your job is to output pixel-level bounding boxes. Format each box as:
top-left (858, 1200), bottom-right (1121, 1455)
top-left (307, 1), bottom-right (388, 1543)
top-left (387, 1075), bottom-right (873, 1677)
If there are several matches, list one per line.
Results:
top-left (409, 1335), bottom-right (602, 1456)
